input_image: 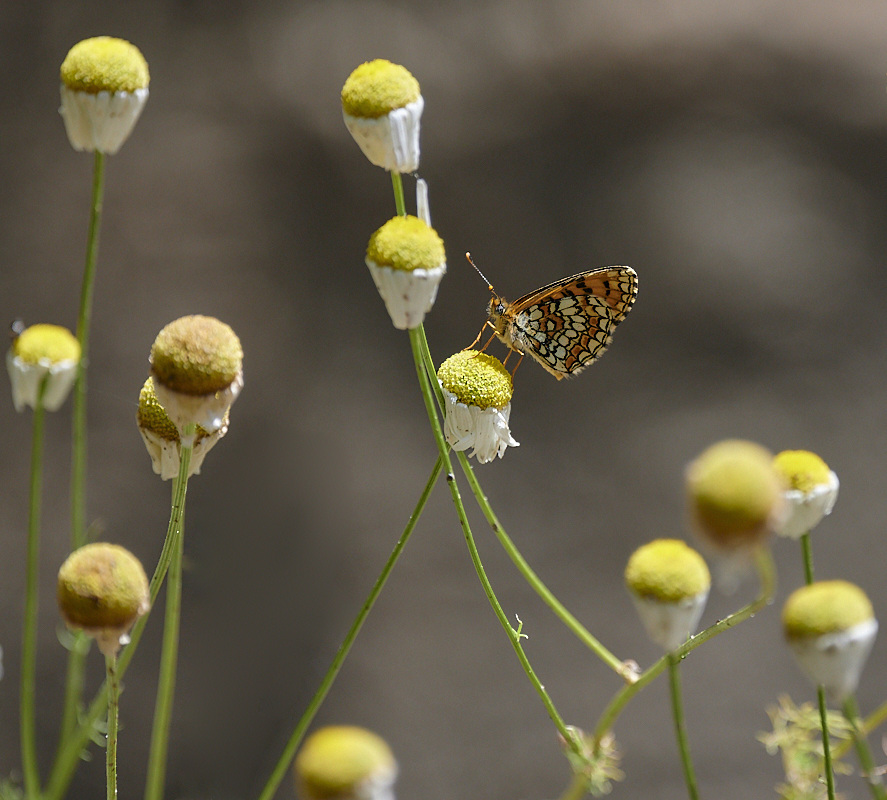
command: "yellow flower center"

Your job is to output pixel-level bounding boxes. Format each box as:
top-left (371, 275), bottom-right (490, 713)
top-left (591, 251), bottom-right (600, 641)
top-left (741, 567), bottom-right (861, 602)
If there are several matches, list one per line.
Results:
top-left (61, 36), bottom-right (149, 94)
top-left (625, 539), bottom-right (710, 602)
top-left (438, 351), bottom-right (513, 410)
top-left (783, 580), bottom-right (874, 638)
top-left (13, 324), bottom-right (81, 365)
top-left (773, 450), bottom-right (831, 493)
top-left (366, 215), bottom-right (445, 272)
top-left (341, 59), bottom-right (420, 118)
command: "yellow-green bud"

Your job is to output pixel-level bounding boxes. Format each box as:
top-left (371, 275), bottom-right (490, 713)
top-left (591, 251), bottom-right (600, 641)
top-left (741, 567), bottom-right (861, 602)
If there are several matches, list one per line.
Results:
top-left (782, 580), bottom-right (878, 702)
top-left (6, 324), bottom-right (80, 412)
top-left (57, 543), bottom-right (150, 657)
top-left (341, 60), bottom-right (420, 119)
top-left (686, 439), bottom-right (783, 551)
top-left (60, 36), bottom-right (149, 93)
top-left (438, 351), bottom-right (513, 410)
top-left (625, 539), bottom-right (710, 603)
top-left (59, 36), bottom-right (150, 154)
top-left (783, 581), bottom-right (874, 639)
top-left (772, 449), bottom-right (839, 538)
top-left (365, 217), bottom-right (446, 330)
top-left (137, 376), bottom-right (179, 442)
top-left (149, 315), bottom-right (244, 435)
top-left (295, 726), bottom-right (397, 800)
top-left (366, 216), bottom-right (444, 272)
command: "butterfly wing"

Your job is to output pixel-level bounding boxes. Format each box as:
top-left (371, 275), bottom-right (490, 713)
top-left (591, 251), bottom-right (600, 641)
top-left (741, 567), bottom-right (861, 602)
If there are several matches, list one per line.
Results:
top-left (507, 266), bottom-right (637, 379)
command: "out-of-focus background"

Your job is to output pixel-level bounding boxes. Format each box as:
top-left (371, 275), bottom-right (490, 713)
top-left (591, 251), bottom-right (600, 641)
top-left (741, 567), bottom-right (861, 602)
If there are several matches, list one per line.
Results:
top-left (2, 2), bottom-right (887, 798)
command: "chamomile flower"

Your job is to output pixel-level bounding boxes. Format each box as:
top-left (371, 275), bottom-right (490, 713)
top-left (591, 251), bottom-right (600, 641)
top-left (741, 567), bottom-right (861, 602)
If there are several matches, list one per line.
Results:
top-left (59, 36), bottom-right (149, 154)
top-left (6, 323), bottom-right (80, 412)
top-left (136, 377), bottom-right (227, 480)
top-left (342, 59), bottom-right (423, 173)
top-left (772, 450), bottom-right (839, 539)
top-left (625, 539), bottom-right (711, 651)
top-left (366, 215), bottom-right (446, 330)
top-left (148, 315), bottom-right (243, 439)
top-left (57, 543), bottom-right (150, 658)
top-left (783, 580), bottom-right (877, 702)
top-left (438, 350), bottom-right (518, 464)
top-left (295, 726), bottom-right (397, 800)
top-left (686, 439), bottom-right (784, 590)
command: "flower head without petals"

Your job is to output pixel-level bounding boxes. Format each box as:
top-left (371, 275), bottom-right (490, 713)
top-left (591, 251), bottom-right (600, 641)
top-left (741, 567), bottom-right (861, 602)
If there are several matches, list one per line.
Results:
top-left (137, 377), bottom-right (227, 480)
top-left (57, 542), bottom-right (150, 658)
top-left (625, 539), bottom-right (711, 651)
top-left (772, 450), bottom-right (839, 539)
top-left (59, 36), bottom-right (150, 154)
top-left (438, 351), bottom-right (518, 464)
top-left (149, 315), bottom-right (243, 438)
top-left (342, 59), bottom-right (422, 173)
top-left (7, 323), bottom-right (81, 412)
top-left (295, 726), bottom-right (397, 800)
top-left (783, 580), bottom-right (877, 702)
top-left (366, 215), bottom-right (446, 330)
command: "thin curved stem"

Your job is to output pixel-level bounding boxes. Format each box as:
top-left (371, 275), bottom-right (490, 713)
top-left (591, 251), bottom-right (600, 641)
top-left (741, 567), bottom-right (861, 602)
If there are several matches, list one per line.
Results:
top-left (143, 430), bottom-right (194, 800)
top-left (668, 653), bottom-right (699, 800)
top-left (408, 326), bottom-right (582, 758)
top-left (593, 546), bottom-right (776, 743)
top-left (21, 377), bottom-right (48, 800)
top-left (842, 695), bottom-right (887, 800)
top-left (105, 653), bottom-right (120, 800)
top-left (59, 149), bottom-right (106, 754)
top-left (254, 456), bottom-right (443, 800)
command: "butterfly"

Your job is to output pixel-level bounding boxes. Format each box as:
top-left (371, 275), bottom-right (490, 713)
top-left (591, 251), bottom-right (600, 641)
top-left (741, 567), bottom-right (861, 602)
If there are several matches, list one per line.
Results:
top-left (467, 255), bottom-right (638, 380)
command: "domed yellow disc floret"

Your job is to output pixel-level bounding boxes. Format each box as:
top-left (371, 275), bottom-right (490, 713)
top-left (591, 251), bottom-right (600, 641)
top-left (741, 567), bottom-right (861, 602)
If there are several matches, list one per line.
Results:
top-left (57, 543), bottom-right (149, 634)
top-left (783, 580), bottom-right (874, 639)
top-left (13, 324), bottom-right (80, 365)
top-left (625, 539), bottom-right (711, 603)
top-left (366, 215), bottom-right (445, 272)
top-left (773, 450), bottom-right (831, 494)
top-left (341, 59), bottom-right (420, 119)
top-left (438, 351), bottom-right (513, 410)
top-left (295, 726), bottom-right (396, 798)
top-left (60, 36), bottom-right (149, 94)
top-left (150, 315), bottom-right (243, 396)
top-left (687, 439), bottom-right (782, 548)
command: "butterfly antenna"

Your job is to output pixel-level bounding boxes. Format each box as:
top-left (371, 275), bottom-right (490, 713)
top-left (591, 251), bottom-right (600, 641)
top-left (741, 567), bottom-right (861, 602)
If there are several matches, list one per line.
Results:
top-left (465, 252), bottom-right (496, 296)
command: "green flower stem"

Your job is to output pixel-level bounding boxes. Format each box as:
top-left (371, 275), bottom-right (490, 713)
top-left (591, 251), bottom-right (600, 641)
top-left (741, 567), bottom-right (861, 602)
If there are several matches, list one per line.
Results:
top-left (255, 456), bottom-right (443, 800)
top-left (800, 531), bottom-right (814, 584)
top-left (60, 148), bottom-right (107, 749)
top-left (668, 653), bottom-right (699, 800)
top-left (21, 376), bottom-right (48, 800)
top-left (408, 326), bottom-right (582, 759)
top-left (842, 695), bottom-right (887, 800)
top-left (456, 450), bottom-right (629, 679)
top-left (105, 653), bottom-right (120, 800)
top-left (45, 432), bottom-right (192, 800)
top-left (818, 685), bottom-right (838, 800)
top-left (391, 170), bottom-right (406, 216)
top-left (593, 545), bottom-right (776, 744)
top-left (144, 428), bottom-right (194, 800)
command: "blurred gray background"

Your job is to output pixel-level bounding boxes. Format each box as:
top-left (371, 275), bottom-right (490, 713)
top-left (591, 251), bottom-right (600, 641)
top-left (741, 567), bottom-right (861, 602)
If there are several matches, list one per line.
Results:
top-left (2, 1), bottom-right (887, 798)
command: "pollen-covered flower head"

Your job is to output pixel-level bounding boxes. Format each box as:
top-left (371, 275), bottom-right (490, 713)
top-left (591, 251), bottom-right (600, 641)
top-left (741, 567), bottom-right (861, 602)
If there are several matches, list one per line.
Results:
top-left (57, 542), bottom-right (150, 658)
top-left (772, 450), bottom-right (839, 539)
top-left (365, 215), bottom-right (446, 330)
top-left (6, 323), bottom-right (80, 412)
top-left (59, 36), bottom-right (149, 154)
top-left (149, 315), bottom-right (243, 438)
top-left (783, 580), bottom-right (877, 702)
top-left (342, 59), bottom-right (422, 173)
top-left (137, 377), bottom-right (228, 480)
top-left (438, 350), bottom-right (518, 464)
top-left (295, 725), bottom-right (397, 800)
top-left (625, 539), bottom-right (711, 651)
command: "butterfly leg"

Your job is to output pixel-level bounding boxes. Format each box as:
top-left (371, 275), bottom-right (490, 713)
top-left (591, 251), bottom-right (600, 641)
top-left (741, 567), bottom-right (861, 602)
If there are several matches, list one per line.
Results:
top-left (464, 320), bottom-right (496, 352)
